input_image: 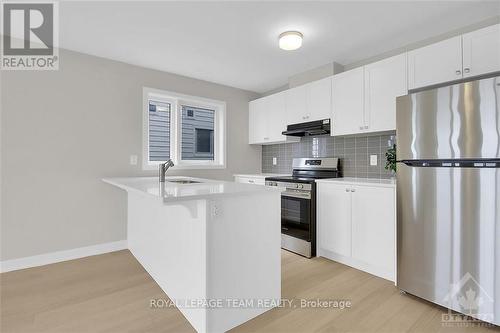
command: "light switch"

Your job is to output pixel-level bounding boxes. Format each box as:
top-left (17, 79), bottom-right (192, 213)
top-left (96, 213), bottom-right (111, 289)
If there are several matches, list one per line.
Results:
top-left (370, 154), bottom-right (378, 166)
top-left (129, 155), bottom-right (138, 165)
top-left (273, 157), bottom-right (277, 165)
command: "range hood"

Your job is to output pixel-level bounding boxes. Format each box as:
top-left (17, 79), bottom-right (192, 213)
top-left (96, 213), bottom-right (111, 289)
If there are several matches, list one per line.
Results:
top-left (282, 119), bottom-right (331, 137)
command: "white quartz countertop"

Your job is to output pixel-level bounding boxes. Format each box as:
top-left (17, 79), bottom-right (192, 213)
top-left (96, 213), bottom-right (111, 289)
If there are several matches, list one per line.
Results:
top-left (316, 177), bottom-right (396, 188)
top-left (233, 173), bottom-right (290, 178)
top-left (103, 176), bottom-right (282, 202)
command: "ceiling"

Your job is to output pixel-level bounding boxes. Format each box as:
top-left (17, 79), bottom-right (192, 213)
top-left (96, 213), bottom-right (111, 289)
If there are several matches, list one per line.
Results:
top-left (59, 1), bottom-right (500, 93)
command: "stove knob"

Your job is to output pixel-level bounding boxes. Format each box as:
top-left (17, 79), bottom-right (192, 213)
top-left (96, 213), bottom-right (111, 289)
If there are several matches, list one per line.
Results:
top-left (295, 184), bottom-right (299, 189)
top-left (298, 184), bottom-right (304, 189)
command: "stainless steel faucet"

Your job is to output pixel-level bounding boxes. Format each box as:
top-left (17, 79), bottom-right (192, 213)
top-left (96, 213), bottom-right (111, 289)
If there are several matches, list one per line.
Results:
top-left (159, 159), bottom-right (175, 182)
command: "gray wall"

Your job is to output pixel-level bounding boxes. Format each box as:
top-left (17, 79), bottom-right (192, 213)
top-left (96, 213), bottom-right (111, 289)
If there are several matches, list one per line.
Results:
top-left (0, 49), bottom-right (260, 261)
top-left (262, 133), bottom-right (395, 179)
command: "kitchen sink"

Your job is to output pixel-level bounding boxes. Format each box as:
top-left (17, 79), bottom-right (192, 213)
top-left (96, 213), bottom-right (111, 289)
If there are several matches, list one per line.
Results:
top-left (167, 180), bottom-right (201, 184)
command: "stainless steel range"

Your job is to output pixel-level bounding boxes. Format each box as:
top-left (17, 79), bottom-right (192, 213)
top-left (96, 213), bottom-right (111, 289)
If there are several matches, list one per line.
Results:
top-left (265, 157), bottom-right (339, 258)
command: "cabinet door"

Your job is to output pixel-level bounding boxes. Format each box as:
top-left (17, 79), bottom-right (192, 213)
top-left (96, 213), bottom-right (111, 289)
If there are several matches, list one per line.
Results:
top-left (266, 91), bottom-right (287, 142)
top-left (286, 84), bottom-right (308, 125)
top-left (408, 36), bottom-right (463, 90)
top-left (463, 24), bottom-right (500, 78)
top-left (317, 183), bottom-right (352, 257)
top-left (351, 186), bottom-right (395, 280)
top-left (248, 98), bottom-right (267, 144)
top-left (331, 67), bottom-right (365, 136)
top-left (364, 53), bottom-right (407, 132)
top-left (307, 77), bottom-right (332, 121)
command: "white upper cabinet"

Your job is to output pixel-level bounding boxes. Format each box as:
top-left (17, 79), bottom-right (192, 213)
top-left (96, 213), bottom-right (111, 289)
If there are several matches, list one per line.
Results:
top-left (332, 67), bottom-right (365, 136)
top-left (249, 91), bottom-right (299, 145)
top-left (408, 36), bottom-right (463, 90)
top-left (266, 91), bottom-right (288, 142)
top-left (364, 53), bottom-right (407, 132)
top-left (249, 98), bottom-right (267, 144)
top-left (307, 77), bottom-right (332, 121)
top-left (462, 24), bottom-right (500, 78)
top-left (286, 84), bottom-right (308, 125)
top-left (332, 55), bottom-right (406, 136)
top-left (286, 77), bottom-right (333, 125)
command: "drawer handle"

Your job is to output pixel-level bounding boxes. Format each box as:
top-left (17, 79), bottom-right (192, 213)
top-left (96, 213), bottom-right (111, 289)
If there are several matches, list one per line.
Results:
top-left (464, 68), bottom-right (470, 73)
top-left (455, 70), bottom-right (461, 75)
top-left (351, 189), bottom-right (355, 192)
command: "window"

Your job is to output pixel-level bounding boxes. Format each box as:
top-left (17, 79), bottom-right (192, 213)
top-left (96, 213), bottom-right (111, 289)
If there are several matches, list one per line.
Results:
top-left (148, 100), bottom-right (171, 161)
top-left (196, 129), bottom-right (214, 154)
top-left (181, 105), bottom-right (215, 160)
top-left (143, 87), bottom-right (226, 170)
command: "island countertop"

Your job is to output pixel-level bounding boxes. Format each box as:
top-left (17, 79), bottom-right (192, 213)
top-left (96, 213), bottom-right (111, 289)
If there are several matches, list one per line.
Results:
top-left (103, 176), bottom-right (282, 202)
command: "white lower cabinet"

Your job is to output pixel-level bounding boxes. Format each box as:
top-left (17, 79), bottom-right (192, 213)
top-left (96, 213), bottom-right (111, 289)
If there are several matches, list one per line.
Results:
top-left (317, 181), bottom-right (396, 281)
top-left (318, 182), bottom-right (352, 257)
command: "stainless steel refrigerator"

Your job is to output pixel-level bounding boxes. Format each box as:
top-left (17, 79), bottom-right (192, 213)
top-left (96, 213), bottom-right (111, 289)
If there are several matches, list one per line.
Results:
top-left (396, 75), bottom-right (500, 326)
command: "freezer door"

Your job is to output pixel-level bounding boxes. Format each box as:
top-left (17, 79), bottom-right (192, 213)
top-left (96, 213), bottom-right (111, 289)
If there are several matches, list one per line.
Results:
top-left (396, 76), bottom-right (500, 160)
top-left (397, 164), bottom-right (500, 325)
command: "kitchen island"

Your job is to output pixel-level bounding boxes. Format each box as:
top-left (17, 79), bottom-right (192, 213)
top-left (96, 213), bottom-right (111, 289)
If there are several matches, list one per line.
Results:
top-left (103, 177), bottom-right (282, 333)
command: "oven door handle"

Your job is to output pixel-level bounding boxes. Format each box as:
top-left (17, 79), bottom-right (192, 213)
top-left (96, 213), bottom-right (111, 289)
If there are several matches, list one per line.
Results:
top-left (282, 191), bottom-right (311, 200)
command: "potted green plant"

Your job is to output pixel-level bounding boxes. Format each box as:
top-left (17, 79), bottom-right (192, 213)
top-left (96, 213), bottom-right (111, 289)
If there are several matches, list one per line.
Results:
top-left (385, 143), bottom-right (397, 177)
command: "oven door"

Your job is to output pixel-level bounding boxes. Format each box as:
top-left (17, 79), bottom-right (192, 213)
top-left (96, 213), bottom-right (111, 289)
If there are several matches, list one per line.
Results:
top-left (281, 190), bottom-right (311, 241)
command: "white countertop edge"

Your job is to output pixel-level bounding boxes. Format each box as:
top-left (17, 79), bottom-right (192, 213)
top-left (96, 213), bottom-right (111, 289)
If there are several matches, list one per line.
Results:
top-left (316, 177), bottom-right (396, 188)
top-left (233, 173), bottom-right (290, 178)
top-left (103, 176), bottom-right (282, 203)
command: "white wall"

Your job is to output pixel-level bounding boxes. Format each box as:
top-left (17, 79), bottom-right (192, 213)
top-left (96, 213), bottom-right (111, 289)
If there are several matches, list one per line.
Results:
top-left (0, 49), bottom-right (260, 261)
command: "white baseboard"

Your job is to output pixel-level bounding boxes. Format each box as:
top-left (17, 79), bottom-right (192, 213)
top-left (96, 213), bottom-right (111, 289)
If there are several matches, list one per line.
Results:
top-left (318, 248), bottom-right (395, 283)
top-left (0, 240), bottom-right (128, 273)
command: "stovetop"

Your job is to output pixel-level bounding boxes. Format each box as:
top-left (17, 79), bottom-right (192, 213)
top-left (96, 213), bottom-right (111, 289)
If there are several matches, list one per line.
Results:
top-left (265, 157), bottom-right (340, 184)
top-left (265, 175), bottom-right (333, 184)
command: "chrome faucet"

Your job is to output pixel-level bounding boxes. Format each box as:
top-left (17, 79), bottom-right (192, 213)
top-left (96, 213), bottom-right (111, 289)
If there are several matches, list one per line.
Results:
top-left (159, 159), bottom-right (175, 182)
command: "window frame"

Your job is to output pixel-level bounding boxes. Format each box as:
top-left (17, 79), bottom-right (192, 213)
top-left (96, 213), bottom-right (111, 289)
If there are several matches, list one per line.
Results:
top-left (142, 87), bottom-right (226, 170)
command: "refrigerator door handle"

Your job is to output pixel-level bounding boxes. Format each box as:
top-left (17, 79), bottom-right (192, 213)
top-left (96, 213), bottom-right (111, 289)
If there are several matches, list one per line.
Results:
top-left (396, 159), bottom-right (500, 168)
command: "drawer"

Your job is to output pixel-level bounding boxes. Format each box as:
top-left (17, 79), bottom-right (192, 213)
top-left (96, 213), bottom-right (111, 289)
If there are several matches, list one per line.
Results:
top-left (234, 176), bottom-right (266, 185)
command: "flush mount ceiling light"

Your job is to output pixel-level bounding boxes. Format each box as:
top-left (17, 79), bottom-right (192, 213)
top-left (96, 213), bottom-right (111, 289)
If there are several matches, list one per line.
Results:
top-left (279, 31), bottom-right (303, 51)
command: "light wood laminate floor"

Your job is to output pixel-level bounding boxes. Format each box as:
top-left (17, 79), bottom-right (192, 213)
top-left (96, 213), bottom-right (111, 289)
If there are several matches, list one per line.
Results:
top-left (1, 250), bottom-right (498, 333)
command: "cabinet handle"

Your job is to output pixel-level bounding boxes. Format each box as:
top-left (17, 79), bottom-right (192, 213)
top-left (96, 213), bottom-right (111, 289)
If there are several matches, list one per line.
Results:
top-left (264, 137), bottom-right (269, 140)
top-left (350, 188), bottom-right (355, 192)
top-left (464, 68), bottom-right (470, 73)
top-left (359, 126), bottom-right (364, 130)
top-left (345, 188), bottom-right (350, 192)
top-left (248, 180), bottom-right (254, 183)
top-left (455, 70), bottom-right (462, 75)
top-left (364, 125), bottom-right (369, 129)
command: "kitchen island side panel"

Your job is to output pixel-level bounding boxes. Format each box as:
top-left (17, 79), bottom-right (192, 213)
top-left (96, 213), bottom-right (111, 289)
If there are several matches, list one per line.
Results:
top-left (127, 192), bottom-right (208, 332)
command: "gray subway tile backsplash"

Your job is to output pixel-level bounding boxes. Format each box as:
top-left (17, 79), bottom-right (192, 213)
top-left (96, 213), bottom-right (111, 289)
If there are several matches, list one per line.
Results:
top-left (262, 132), bottom-right (396, 179)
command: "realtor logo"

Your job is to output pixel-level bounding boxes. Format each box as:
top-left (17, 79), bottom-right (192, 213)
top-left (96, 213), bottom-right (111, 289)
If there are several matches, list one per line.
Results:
top-left (1, 1), bottom-right (59, 70)
top-left (441, 272), bottom-right (495, 327)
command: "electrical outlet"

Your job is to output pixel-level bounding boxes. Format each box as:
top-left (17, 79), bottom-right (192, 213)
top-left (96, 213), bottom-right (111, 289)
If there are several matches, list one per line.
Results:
top-left (273, 157), bottom-right (277, 165)
top-left (129, 155), bottom-right (138, 165)
top-left (370, 154), bottom-right (378, 166)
